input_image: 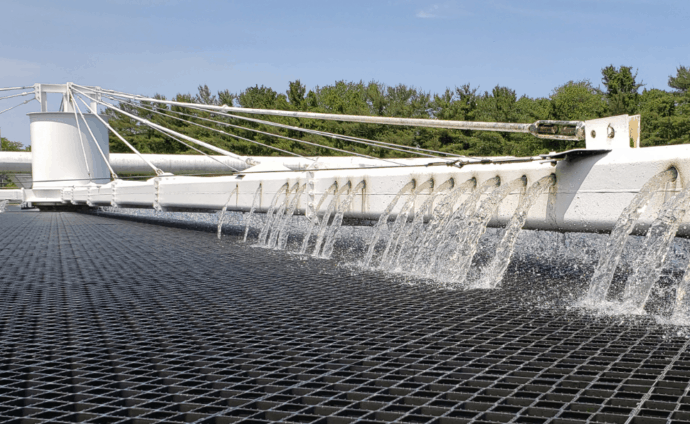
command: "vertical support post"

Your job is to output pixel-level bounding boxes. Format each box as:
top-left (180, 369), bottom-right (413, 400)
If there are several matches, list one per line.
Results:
top-left (629, 115), bottom-right (641, 148)
top-left (90, 87), bottom-right (101, 114)
top-left (34, 84), bottom-right (47, 112)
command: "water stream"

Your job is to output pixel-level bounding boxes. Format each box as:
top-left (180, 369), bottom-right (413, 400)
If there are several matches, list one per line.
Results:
top-left (394, 178), bottom-right (455, 271)
top-left (426, 177), bottom-right (500, 277)
top-left (378, 179), bottom-right (435, 269)
top-left (477, 174), bottom-right (557, 289)
top-left (410, 178), bottom-right (477, 270)
top-left (583, 168), bottom-right (678, 304)
top-left (217, 185), bottom-right (239, 240)
top-left (300, 182), bottom-right (338, 254)
top-left (444, 176), bottom-right (527, 286)
top-left (621, 184), bottom-right (690, 312)
top-left (275, 184), bottom-right (306, 250)
top-left (267, 183), bottom-right (300, 248)
top-left (362, 180), bottom-right (416, 267)
top-left (312, 182), bottom-right (352, 257)
top-left (256, 183), bottom-right (289, 246)
top-left (320, 180), bottom-right (366, 259)
top-left (243, 184), bottom-right (262, 242)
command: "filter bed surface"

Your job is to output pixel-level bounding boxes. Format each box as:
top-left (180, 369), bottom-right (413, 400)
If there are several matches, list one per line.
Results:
top-left (1, 211), bottom-right (689, 424)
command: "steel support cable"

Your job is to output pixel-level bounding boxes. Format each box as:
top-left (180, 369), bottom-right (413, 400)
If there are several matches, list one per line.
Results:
top-left (0, 86), bottom-right (34, 92)
top-left (107, 94), bottom-right (404, 165)
top-left (110, 97), bottom-right (405, 166)
top-left (69, 90), bottom-right (119, 179)
top-left (109, 107), bottom-right (238, 172)
top-left (214, 110), bottom-right (439, 160)
top-left (101, 92), bottom-right (387, 162)
top-left (73, 93), bottom-right (164, 176)
top-left (97, 87), bottom-right (453, 159)
top-left (0, 98), bottom-right (35, 115)
top-left (142, 99), bottom-right (435, 160)
top-left (73, 87), bottom-right (245, 170)
top-left (75, 83), bottom-right (532, 132)
top-left (67, 91), bottom-right (92, 178)
top-left (0, 91), bottom-right (35, 101)
top-left (101, 94), bottom-right (314, 163)
top-left (92, 94), bottom-right (239, 171)
top-left (80, 85), bottom-right (455, 158)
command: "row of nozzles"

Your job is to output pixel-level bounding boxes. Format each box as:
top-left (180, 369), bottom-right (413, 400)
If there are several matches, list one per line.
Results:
top-left (220, 173), bottom-right (557, 289)
top-left (219, 179), bottom-right (368, 259)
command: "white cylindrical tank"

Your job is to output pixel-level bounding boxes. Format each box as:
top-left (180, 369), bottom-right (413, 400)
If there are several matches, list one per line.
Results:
top-left (29, 112), bottom-right (110, 199)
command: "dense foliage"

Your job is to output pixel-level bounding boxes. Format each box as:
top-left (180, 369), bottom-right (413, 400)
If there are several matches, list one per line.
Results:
top-left (103, 65), bottom-right (690, 159)
top-left (0, 137), bottom-right (28, 152)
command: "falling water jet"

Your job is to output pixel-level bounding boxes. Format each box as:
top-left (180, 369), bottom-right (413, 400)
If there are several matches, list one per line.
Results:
top-left (411, 178), bottom-right (476, 268)
top-left (0, 200), bottom-right (8, 213)
top-left (217, 185), bottom-right (239, 240)
top-left (275, 184), bottom-right (306, 250)
top-left (394, 178), bottom-right (455, 271)
top-left (257, 182), bottom-right (289, 245)
top-left (583, 168), bottom-right (678, 305)
top-left (477, 174), bottom-right (557, 289)
top-left (243, 184), bottom-right (262, 242)
top-left (426, 177), bottom-right (500, 277)
top-left (362, 180), bottom-right (416, 267)
top-left (446, 176), bottom-right (527, 287)
top-left (267, 183), bottom-right (300, 248)
top-left (320, 180), bottom-right (366, 259)
top-left (379, 178), bottom-right (434, 270)
top-left (672, 266), bottom-right (690, 324)
top-left (312, 182), bottom-right (352, 257)
top-left (621, 184), bottom-right (690, 313)
top-left (300, 182), bottom-right (338, 254)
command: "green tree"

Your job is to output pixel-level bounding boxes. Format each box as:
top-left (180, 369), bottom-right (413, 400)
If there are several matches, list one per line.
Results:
top-left (286, 80), bottom-right (306, 110)
top-left (195, 84), bottom-right (217, 105)
top-left (549, 80), bottom-right (606, 121)
top-left (237, 85), bottom-right (289, 110)
top-left (1, 137), bottom-right (26, 151)
top-left (669, 66), bottom-right (690, 92)
top-left (601, 65), bottom-right (644, 115)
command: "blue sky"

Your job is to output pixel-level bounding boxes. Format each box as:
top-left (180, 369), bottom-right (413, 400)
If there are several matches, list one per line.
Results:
top-left (1, 0), bottom-right (688, 146)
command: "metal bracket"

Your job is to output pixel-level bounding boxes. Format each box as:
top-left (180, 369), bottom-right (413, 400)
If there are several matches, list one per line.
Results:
top-left (540, 149), bottom-right (611, 160)
top-left (584, 115), bottom-right (632, 150)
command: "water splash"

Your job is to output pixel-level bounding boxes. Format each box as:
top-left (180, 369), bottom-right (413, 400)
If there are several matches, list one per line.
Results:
top-left (312, 182), bottom-right (352, 257)
top-left (0, 200), bottom-right (8, 213)
top-left (426, 177), bottom-right (500, 277)
top-left (477, 174), bottom-right (557, 289)
top-left (243, 184), bottom-right (262, 242)
top-left (621, 184), bottom-right (690, 312)
top-left (217, 185), bottom-right (239, 240)
top-left (583, 168), bottom-right (678, 304)
top-left (267, 183), bottom-right (300, 248)
top-left (321, 180), bottom-right (365, 259)
top-left (362, 180), bottom-right (416, 267)
top-left (378, 179), bottom-right (434, 269)
top-left (445, 176), bottom-right (527, 287)
top-left (275, 184), bottom-right (306, 250)
top-left (300, 182), bottom-right (338, 254)
top-left (257, 183), bottom-right (289, 245)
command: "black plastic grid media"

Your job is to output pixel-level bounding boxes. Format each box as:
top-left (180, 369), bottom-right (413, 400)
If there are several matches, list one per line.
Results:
top-left (1, 210), bottom-right (690, 424)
